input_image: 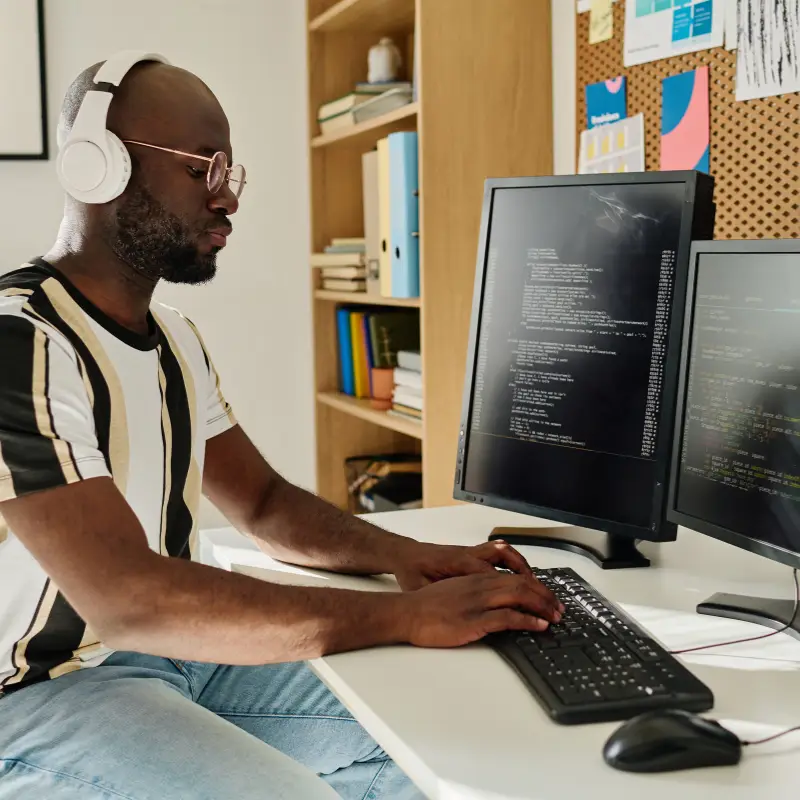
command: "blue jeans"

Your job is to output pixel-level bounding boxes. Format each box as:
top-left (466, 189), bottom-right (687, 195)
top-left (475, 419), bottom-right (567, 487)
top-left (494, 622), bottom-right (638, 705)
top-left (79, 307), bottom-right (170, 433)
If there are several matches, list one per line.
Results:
top-left (0, 651), bottom-right (423, 799)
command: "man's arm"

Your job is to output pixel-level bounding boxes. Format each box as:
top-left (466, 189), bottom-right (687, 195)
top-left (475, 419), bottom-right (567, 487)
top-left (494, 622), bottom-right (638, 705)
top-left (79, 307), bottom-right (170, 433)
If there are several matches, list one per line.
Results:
top-left (203, 425), bottom-right (420, 575)
top-left (1, 479), bottom-right (558, 664)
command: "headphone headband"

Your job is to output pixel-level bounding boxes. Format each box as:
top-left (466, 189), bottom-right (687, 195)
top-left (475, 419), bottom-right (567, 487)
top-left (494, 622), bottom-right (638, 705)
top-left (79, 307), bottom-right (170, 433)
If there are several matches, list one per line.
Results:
top-left (57, 50), bottom-right (170, 204)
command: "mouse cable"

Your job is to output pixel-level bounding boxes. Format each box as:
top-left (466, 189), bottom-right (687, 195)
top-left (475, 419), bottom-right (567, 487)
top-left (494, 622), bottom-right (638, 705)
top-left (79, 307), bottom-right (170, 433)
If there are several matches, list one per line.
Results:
top-left (669, 569), bottom-right (799, 656)
top-left (742, 724), bottom-right (800, 747)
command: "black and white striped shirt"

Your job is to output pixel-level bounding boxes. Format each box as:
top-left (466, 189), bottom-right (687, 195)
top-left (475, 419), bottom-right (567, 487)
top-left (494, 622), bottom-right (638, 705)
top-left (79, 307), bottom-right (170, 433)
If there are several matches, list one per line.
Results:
top-left (0, 259), bottom-right (236, 691)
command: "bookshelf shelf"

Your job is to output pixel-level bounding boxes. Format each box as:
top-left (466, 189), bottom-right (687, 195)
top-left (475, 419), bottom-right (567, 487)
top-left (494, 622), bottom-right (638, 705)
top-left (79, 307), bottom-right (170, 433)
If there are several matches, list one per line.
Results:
top-left (309, 0), bottom-right (416, 33)
top-left (314, 290), bottom-right (420, 308)
top-left (317, 391), bottom-right (423, 440)
top-left (311, 103), bottom-right (418, 149)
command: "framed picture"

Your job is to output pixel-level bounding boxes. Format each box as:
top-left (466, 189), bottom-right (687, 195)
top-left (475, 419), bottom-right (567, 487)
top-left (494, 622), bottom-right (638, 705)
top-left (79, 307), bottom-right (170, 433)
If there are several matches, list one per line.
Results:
top-left (0, 0), bottom-right (48, 160)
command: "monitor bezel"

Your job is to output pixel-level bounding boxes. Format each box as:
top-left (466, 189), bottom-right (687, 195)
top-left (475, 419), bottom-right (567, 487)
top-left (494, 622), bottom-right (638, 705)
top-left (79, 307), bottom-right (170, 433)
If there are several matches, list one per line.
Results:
top-left (453, 171), bottom-right (712, 543)
top-left (667, 239), bottom-right (800, 571)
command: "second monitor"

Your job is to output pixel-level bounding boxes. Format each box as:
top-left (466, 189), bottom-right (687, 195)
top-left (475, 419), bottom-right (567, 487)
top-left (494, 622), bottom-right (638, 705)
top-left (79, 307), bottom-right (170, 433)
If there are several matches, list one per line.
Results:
top-left (454, 172), bottom-right (715, 568)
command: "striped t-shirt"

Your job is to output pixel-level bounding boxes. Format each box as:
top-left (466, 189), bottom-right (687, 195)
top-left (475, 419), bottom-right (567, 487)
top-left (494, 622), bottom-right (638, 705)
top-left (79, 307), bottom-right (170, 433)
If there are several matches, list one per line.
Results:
top-left (0, 259), bottom-right (236, 692)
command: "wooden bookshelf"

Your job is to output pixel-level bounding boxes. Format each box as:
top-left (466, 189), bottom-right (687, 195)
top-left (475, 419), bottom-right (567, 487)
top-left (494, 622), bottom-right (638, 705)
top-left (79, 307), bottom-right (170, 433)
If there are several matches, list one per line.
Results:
top-left (307, 0), bottom-right (553, 509)
top-left (310, 0), bottom-right (416, 34)
top-left (311, 103), bottom-right (418, 148)
top-left (317, 391), bottom-right (422, 439)
top-left (314, 290), bottom-right (420, 308)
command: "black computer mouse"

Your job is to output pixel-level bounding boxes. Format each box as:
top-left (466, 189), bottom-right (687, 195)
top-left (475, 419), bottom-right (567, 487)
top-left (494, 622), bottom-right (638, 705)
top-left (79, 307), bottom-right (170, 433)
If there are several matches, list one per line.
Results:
top-left (603, 708), bottom-right (742, 773)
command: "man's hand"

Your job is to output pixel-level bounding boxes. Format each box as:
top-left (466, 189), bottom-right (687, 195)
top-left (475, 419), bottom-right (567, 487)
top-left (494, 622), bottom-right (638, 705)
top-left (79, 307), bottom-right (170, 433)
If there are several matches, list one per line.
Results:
top-left (400, 572), bottom-right (563, 648)
top-left (393, 539), bottom-right (542, 591)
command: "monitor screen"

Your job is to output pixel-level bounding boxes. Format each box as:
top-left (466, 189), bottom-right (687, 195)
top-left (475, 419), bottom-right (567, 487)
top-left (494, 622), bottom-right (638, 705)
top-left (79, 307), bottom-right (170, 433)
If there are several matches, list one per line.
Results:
top-left (461, 180), bottom-right (697, 532)
top-left (673, 250), bottom-right (800, 557)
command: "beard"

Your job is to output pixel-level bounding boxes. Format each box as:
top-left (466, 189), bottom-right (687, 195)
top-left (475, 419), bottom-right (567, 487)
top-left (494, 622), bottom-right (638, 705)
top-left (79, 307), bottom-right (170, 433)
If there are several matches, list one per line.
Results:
top-left (107, 181), bottom-right (219, 285)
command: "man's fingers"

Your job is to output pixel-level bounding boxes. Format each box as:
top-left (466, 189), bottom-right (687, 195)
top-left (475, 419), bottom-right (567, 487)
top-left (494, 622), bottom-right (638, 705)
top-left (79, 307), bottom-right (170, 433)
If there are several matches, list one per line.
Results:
top-left (481, 608), bottom-right (549, 636)
top-left (485, 577), bottom-right (562, 622)
top-left (481, 540), bottom-right (534, 577)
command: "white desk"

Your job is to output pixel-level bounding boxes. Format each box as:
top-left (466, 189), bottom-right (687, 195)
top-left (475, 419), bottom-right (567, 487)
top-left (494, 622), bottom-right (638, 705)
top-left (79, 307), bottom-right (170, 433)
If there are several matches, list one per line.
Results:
top-left (205, 505), bottom-right (800, 800)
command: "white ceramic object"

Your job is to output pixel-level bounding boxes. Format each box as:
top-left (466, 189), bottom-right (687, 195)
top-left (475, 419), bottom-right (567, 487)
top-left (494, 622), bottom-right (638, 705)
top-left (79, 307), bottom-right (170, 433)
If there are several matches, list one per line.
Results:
top-left (368, 37), bottom-right (402, 84)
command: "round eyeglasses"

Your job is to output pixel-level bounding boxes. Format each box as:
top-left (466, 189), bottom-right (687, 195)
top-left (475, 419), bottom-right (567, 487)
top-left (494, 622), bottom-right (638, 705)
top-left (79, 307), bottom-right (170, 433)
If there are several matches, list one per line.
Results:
top-left (123, 140), bottom-right (247, 199)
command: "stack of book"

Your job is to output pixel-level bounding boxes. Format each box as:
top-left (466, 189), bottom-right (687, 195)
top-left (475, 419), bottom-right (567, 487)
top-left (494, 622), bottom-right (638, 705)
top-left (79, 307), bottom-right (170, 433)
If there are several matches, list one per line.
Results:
top-left (312, 238), bottom-right (367, 293)
top-left (336, 309), bottom-right (419, 400)
top-left (317, 82), bottom-right (413, 136)
top-left (391, 350), bottom-right (422, 421)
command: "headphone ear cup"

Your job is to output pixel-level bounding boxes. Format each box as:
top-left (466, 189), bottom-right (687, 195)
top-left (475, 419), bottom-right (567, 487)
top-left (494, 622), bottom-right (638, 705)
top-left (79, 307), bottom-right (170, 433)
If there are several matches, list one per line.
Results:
top-left (101, 131), bottom-right (132, 203)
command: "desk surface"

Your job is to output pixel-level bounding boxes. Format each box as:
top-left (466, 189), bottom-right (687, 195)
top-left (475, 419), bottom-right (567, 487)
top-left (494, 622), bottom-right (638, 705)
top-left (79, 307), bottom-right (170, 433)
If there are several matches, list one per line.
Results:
top-left (207, 505), bottom-right (800, 800)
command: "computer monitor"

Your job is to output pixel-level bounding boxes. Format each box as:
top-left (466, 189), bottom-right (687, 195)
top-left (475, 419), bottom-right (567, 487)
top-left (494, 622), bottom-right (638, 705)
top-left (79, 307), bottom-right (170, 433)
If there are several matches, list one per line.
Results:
top-left (668, 239), bottom-right (800, 638)
top-left (454, 172), bottom-right (715, 569)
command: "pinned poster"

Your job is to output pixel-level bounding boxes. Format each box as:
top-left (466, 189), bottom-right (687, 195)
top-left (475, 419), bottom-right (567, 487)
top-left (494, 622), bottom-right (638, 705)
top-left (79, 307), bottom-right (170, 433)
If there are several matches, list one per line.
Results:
top-left (579, 113), bottom-right (645, 174)
top-left (625, 0), bottom-right (724, 67)
top-left (736, 0), bottom-right (800, 100)
top-left (724, 0), bottom-right (738, 49)
top-left (661, 67), bottom-right (710, 174)
top-left (585, 76), bottom-right (627, 128)
top-left (590, 0), bottom-right (614, 43)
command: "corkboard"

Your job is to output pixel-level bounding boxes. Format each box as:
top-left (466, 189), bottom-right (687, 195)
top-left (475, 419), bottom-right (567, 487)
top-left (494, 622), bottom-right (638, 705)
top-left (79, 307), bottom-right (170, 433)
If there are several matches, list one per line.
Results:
top-left (576, 0), bottom-right (799, 240)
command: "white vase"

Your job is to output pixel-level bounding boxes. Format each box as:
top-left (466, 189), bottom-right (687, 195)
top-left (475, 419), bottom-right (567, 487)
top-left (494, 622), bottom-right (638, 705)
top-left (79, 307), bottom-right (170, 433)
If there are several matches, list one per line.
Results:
top-left (368, 37), bottom-right (402, 84)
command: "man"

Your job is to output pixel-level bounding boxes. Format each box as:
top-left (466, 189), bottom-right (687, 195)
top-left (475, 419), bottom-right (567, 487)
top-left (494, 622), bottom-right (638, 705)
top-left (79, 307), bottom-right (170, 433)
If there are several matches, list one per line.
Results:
top-left (0, 54), bottom-right (561, 799)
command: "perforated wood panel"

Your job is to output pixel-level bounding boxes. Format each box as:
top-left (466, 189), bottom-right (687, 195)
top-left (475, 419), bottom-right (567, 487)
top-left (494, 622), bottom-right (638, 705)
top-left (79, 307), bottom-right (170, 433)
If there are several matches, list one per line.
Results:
top-left (577, 0), bottom-right (799, 239)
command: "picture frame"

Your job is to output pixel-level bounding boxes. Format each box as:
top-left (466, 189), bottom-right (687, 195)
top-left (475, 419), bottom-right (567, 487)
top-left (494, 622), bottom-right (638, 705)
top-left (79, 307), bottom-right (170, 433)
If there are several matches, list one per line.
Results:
top-left (0, 0), bottom-right (48, 160)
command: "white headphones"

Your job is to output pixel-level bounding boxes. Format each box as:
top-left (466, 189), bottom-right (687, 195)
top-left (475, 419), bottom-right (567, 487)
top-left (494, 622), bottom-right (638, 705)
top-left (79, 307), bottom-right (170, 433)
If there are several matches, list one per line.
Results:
top-left (56, 50), bottom-right (170, 204)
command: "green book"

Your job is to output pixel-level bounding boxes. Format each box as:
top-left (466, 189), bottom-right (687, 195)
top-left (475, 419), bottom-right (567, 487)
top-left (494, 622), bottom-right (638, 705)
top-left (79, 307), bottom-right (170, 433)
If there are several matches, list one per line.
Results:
top-left (368, 311), bottom-right (420, 369)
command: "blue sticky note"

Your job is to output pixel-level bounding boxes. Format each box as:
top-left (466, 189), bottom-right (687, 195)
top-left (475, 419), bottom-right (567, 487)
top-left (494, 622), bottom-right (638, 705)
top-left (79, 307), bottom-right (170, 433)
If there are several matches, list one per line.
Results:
top-left (672, 6), bottom-right (693, 40)
top-left (692, 1), bottom-right (713, 36)
top-left (585, 76), bottom-right (627, 129)
top-left (655, 0), bottom-right (672, 11)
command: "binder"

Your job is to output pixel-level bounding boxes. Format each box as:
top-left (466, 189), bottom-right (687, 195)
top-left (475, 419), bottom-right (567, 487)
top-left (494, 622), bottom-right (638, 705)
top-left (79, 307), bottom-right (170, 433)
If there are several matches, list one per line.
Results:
top-left (377, 138), bottom-right (392, 297)
top-left (389, 132), bottom-right (419, 298)
top-left (362, 150), bottom-right (381, 296)
top-left (336, 308), bottom-right (355, 396)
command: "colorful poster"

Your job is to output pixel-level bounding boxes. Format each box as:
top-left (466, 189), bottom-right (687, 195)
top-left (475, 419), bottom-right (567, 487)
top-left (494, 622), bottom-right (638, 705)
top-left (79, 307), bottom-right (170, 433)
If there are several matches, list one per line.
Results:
top-left (585, 76), bottom-right (627, 128)
top-left (624, 0), bottom-right (725, 67)
top-left (661, 67), bottom-right (710, 174)
top-left (590, 0), bottom-right (615, 43)
top-left (579, 113), bottom-right (645, 174)
top-left (736, 0), bottom-right (800, 100)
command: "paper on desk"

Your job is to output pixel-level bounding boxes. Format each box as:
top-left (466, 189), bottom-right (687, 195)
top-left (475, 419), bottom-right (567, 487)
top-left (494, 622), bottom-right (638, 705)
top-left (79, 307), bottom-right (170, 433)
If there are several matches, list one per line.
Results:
top-left (579, 113), bottom-right (645, 174)
top-left (233, 563), bottom-right (399, 593)
top-left (590, 0), bottom-right (614, 43)
top-left (735, 0), bottom-right (800, 100)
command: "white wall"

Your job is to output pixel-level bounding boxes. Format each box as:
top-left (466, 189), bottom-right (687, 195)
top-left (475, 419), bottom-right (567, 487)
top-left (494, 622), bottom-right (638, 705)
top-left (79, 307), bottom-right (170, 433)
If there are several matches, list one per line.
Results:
top-left (551, 0), bottom-right (578, 175)
top-left (0, 0), bottom-right (315, 526)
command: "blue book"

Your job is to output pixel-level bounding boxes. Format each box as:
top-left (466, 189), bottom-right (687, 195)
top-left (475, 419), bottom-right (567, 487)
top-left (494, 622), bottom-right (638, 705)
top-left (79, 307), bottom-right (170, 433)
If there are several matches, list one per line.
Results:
top-left (389, 132), bottom-right (419, 298)
top-left (336, 308), bottom-right (355, 396)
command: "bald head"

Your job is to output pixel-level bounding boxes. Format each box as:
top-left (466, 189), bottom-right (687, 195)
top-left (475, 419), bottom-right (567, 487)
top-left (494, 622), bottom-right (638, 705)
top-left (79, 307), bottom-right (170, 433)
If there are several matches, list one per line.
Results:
top-left (58, 59), bottom-right (230, 155)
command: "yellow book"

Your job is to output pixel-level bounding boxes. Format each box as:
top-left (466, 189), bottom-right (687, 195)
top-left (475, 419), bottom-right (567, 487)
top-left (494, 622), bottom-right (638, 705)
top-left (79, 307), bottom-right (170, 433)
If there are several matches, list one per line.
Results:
top-left (377, 138), bottom-right (393, 297)
top-left (350, 312), bottom-right (369, 398)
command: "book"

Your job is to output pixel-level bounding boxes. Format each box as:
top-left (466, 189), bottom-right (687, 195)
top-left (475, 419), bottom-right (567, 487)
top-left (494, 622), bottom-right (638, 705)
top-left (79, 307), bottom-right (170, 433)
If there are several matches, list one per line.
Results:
top-left (332, 237), bottom-right (366, 247)
top-left (390, 404), bottom-right (423, 420)
top-left (311, 252), bottom-right (365, 268)
top-left (397, 350), bottom-right (421, 372)
top-left (350, 312), bottom-right (369, 398)
top-left (324, 244), bottom-right (366, 255)
top-left (393, 367), bottom-right (422, 390)
top-left (352, 88), bottom-right (413, 125)
top-left (322, 278), bottom-right (366, 292)
top-left (318, 91), bottom-right (374, 122)
top-left (392, 389), bottom-right (423, 411)
top-left (368, 311), bottom-right (420, 369)
top-left (336, 308), bottom-right (355, 396)
top-left (320, 266), bottom-right (366, 280)
top-left (355, 81), bottom-right (412, 95)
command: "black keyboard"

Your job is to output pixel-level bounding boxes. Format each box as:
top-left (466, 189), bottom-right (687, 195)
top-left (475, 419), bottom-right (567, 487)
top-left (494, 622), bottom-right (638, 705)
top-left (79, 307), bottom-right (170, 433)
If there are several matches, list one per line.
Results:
top-left (487, 567), bottom-right (714, 725)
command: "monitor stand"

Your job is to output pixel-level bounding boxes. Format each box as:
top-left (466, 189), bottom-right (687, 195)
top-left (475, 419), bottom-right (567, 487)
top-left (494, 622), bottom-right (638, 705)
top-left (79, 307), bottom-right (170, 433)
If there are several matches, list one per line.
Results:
top-left (697, 594), bottom-right (800, 643)
top-left (488, 526), bottom-right (650, 570)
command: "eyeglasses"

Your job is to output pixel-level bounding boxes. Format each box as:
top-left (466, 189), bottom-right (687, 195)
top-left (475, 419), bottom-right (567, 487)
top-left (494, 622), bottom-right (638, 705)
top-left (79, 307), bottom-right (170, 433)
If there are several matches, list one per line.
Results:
top-left (123, 140), bottom-right (247, 199)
